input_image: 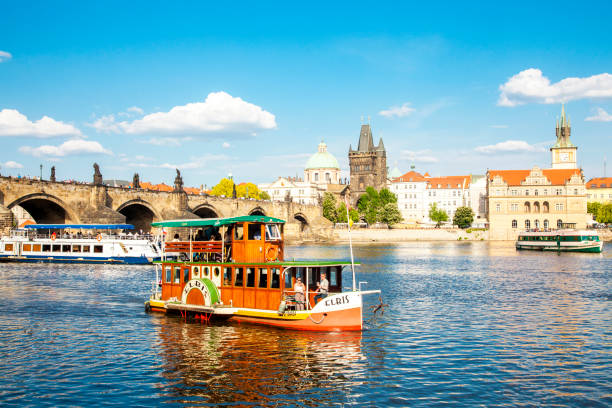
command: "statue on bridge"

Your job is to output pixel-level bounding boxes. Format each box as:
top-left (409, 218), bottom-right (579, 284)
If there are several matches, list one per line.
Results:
top-left (173, 169), bottom-right (184, 192)
top-left (133, 173), bottom-right (140, 189)
top-left (93, 163), bottom-right (103, 185)
top-left (50, 166), bottom-right (56, 182)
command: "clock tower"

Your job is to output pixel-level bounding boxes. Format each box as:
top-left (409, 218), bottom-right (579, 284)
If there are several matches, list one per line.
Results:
top-left (551, 104), bottom-right (577, 169)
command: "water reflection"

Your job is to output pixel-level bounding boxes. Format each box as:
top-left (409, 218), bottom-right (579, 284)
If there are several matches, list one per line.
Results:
top-left (154, 317), bottom-right (366, 405)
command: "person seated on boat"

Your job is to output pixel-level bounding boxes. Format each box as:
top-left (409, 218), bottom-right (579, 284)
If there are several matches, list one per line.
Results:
top-left (294, 277), bottom-right (306, 311)
top-left (172, 233), bottom-right (180, 242)
top-left (213, 228), bottom-right (222, 241)
top-left (313, 272), bottom-right (329, 304)
top-left (195, 229), bottom-right (205, 241)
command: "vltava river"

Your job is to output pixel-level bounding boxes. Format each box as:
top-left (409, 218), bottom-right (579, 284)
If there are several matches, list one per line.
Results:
top-left (0, 242), bottom-right (610, 407)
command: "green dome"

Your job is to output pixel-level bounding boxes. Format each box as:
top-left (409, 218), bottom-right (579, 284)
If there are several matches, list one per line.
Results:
top-left (305, 141), bottom-right (340, 170)
top-left (389, 166), bottom-right (402, 178)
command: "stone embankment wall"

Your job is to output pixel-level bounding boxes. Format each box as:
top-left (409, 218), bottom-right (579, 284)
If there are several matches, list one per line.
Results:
top-left (332, 228), bottom-right (489, 242)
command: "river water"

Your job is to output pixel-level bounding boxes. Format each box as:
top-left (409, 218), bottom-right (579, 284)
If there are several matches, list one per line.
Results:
top-left (0, 242), bottom-right (610, 407)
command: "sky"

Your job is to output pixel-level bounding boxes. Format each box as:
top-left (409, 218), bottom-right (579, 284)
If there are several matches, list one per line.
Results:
top-left (1, 1), bottom-right (611, 188)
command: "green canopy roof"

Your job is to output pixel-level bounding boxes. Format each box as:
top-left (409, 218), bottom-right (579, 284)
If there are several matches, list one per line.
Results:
top-left (151, 215), bottom-right (285, 228)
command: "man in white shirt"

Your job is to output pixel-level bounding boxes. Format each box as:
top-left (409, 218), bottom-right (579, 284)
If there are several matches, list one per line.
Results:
top-left (314, 273), bottom-right (329, 304)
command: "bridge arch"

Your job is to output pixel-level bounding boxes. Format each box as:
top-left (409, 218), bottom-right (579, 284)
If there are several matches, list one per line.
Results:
top-left (249, 207), bottom-right (266, 216)
top-left (293, 212), bottom-right (310, 233)
top-left (8, 193), bottom-right (80, 224)
top-left (192, 204), bottom-right (222, 219)
top-left (116, 199), bottom-right (160, 232)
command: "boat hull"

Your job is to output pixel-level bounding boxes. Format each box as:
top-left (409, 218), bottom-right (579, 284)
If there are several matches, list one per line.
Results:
top-left (0, 254), bottom-right (156, 264)
top-left (515, 242), bottom-right (603, 253)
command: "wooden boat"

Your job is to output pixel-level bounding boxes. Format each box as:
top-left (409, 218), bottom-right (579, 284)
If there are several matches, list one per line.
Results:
top-left (515, 229), bottom-right (603, 253)
top-left (145, 216), bottom-right (381, 331)
top-left (0, 224), bottom-right (162, 264)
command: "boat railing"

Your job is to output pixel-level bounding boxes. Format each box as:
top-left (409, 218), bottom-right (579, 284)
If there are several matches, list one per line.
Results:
top-left (165, 240), bottom-right (222, 254)
top-left (19, 232), bottom-right (157, 241)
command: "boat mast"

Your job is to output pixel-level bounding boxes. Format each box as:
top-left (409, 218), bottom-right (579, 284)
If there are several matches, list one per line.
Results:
top-left (345, 193), bottom-right (356, 291)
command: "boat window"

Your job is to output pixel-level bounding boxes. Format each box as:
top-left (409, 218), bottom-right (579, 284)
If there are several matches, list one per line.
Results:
top-left (248, 224), bottom-right (262, 241)
top-left (53, 244), bottom-right (61, 252)
top-left (234, 225), bottom-right (244, 240)
top-left (213, 267), bottom-right (220, 278)
top-left (265, 224), bottom-right (281, 241)
top-left (258, 269), bottom-right (268, 288)
top-left (23, 244), bottom-right (32, 252)
top-left (192, 266), bottom-right (200, 278)
top-left (72, 245), bottom-right (81, 252)
top-left (165, 267), bottom-right (171, 283)
top-left (309, 267), bottom-right (319, 287)
top-left (94, 245), bottom-right (103, 253)
top-left (32, 244), bottom-right (41, 252)
top-left (295, 267), bottom-right (305, 282)
top-left (62, 244), bottom-right (71, 252)
top-left (270, 268), bottom-right (280, 289)
top-left (82, 246), bottom-right (90, 253)
top-left (284, 269), bottom-right (293, 289)
top-left (42, 244), bottom-right (51, 252)
top-left (234, 267), bottom-right (244, 287)
top-left (204, 266), bottom-right (210, 277)
top-left (330, 267), bottom-right (339, 287)
top-left (174, 267), bottom-right (181, 283)
top-left (223, 267), bottom-right (232, 286)
top-left (5, 243), bottom-right (13, 252)
top-left (183, 268), bottom-right (189, 282)
top-left (246, 268), bottom-right (256, 287)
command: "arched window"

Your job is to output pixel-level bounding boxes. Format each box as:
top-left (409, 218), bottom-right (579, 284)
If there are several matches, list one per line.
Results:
top-left (524, 202), bottom-right (531, 213)
top-left (534, 219), bottom-right (540, 229)
top-left (543, 201), bottom-right (549, 213)
top-left (557, 219), bottom-right (563, 229)
top-left (533, 201), bottom-right (540, 213)
top-left (512, 219), bottom-right (517, 228)
top-left (543, 219), bottom-right (549, 229)
top-left (525, 219), bottom-right (531, 229)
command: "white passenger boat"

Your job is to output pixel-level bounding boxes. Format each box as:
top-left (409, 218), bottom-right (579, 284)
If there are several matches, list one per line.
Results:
top-left (0, 224), bottom-right (162, 264)
top-left (515, 229), bottom-right (603, 253)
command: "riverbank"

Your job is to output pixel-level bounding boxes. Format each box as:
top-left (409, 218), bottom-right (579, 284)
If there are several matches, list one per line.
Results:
top-left (332, 228), bottom-right (488, 242)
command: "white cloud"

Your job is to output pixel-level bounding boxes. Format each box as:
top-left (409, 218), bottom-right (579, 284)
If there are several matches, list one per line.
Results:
top-left (3, 161), bottom-right (23, 169)
top-left (401, 149), bottom-right (438, 163)
top-left (489, 124), bottom-right (508, 129)
top-left (88, 91), bottom-right (277, 136)
top-left (139, 136), bottom-right (193, 146)
top-left (498, 68), bottom-right (612, 107)
top-left (0, 109), bottom-right (82, 138)
top-left (0, 51), bottom-right (11, 63)
top-left (222, 142), bottom-right (231, 148)
top-left (379, 103), bottom-right (416, 118)
top-left (475, 140), bottom-right (545, 154)
top-left (128, 154), bottom-right (229, 170)
top-left (585, 107), bottom-right (612, 122)
top-left (127, 106), bottom-right (144, 115)
top-left (19, 139), bottom-right (112, 158)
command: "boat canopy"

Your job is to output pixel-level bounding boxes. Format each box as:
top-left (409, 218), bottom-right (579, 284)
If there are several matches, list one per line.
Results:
top-left (151, 215), bottom-right (286, 228)
top-left (23, 224), bottom-right (135, 230)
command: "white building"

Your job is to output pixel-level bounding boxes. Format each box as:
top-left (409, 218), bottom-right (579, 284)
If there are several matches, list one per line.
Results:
top-left (468, 175), bottom-right (488, 227)
top-left (390, 171), bottom-right (429, 222)
top-left (258, 177), bottom-right (321, 205)
top-left (424, 175), bottom-right (470, 223)
top-left (304, 141), bottom-right (341, 187)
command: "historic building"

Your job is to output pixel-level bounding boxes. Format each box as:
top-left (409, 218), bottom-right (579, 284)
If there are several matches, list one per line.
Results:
top-left (486, 106), bottom-right (587, 240)
top-left (586, 177), bottom-right (612, 203)
top-left (348, 124), bottom-right (387, 204)
top-left (390, 171), bottom-right (429, 222)
top-left (258, 176), bottom-right (321, 205)
top-left (304, 141), bottom-right (341, 186)
top-left (424, 175), bottom-right (471, 223)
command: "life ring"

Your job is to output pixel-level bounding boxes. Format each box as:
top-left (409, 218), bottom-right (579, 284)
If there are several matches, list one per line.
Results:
top-left (265, 244), bottom-right (278, 262)
top-left (51, 232), bottom-right (56, 241)
top-left (96, 234), bottom-right (102, 242)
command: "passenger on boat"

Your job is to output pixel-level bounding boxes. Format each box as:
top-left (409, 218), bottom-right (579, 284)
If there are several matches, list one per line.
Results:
top-left (194, 229), bottom-right (205, 241)
top-left (172, 234), bottom-right (180, 242)
top-left (294, 277), bottom-right (305, 311)
top-left (314, 273), bottom-right (329, 304)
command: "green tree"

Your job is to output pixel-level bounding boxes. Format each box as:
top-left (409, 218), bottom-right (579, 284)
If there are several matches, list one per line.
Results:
top-left (322, 193), bottom-right (337, 223)
top-left (349, 208), bottom-right (360, 223)
top-left (453, 206), bottom-right (475, 229)
top-left (210, 178), bottom-right (234, 197)
top-left (259, 191), bottom-right (270, 200)
top-left (596, 203), bottom-right (612, 223)
top-left (587, 202), bottom-right (601, 217)
top-left (236, 182), bottom-right (261, 199)
top-left (429, 203), bottom-right (449, 227)
top-left (380, 202), bottom-right (403, 225)
top-left (336, 202), bottom-right (348, 223)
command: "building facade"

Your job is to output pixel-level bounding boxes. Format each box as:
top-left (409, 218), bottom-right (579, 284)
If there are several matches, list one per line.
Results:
top-left (390, 171), bottom-right (428, 222)
top-left (348, 124), bottom-right (387, 205)
top-left (551, 105), bottom-right (578, 169)
top-left (469, 175), bottom-right (488, 227)
top-left (304, 141), bottom-right (341, 187)
top-left (424, 176), bottom-right (471, 224)
top-left (258, 177), bottom-right (321, 205)
top-left (586, 177), bottom-right (612, 203)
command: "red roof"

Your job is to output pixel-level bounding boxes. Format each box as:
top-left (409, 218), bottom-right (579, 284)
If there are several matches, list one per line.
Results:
top-left (426, 175), bottom-right (470, 189)
top-left (586, 177), bottom-right (612, 188)
top-left (392, 171), bottom-right (426, 182)
top-left (488, 168), bottom-right (581, 186)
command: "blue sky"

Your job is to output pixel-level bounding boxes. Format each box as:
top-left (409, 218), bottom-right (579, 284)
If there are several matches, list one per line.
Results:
top-left (1, 1), bottom-right (611, 187)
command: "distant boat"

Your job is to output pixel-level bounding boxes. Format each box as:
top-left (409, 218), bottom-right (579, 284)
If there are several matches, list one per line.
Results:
top-left (0, 224), bottom-right (162, 264)
top-left (515, 229), bottom-right (603, 253)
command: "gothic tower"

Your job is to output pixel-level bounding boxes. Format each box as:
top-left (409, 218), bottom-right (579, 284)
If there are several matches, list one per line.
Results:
top-left (551, 104), bottom-right (577, 169)
top-left (348, 124), bottom-right (387, 204)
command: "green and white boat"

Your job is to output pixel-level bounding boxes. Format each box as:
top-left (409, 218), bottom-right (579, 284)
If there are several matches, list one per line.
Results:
top-left (516, 229), bottom-right (603, 253)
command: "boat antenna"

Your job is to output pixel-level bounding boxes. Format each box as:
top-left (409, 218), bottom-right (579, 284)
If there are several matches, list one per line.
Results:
top-left (344, 191), bottom-right (356, 291)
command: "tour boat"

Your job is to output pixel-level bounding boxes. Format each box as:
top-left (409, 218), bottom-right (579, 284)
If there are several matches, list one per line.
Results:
top-left (145, 216), bottom-right (381, 331)
top-left (0, 224), bottom-right (162, 264)
top-left (515, 229), bottom-right (603, 253)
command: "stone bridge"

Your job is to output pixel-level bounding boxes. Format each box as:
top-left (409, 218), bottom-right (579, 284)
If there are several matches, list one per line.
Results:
top-left (0, 176), bottom-right (331, 240)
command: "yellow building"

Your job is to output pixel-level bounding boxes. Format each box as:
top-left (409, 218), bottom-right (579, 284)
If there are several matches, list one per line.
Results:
top-left (586, 177), bottom-right (612, 203)
top-left (487, 106), bottom-right (588, 240)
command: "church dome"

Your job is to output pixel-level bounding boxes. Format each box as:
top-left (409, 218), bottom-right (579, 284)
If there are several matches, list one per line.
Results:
top-left (305, 141), bottom-right (340, 170)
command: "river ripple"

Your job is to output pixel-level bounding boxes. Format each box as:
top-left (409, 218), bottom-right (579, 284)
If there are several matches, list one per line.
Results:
top-left (0, 242), bottom-right (610, 407)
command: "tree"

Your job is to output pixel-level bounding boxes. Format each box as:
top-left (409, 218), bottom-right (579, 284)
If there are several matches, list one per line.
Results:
top-left (596, 203), bottom-right (612, 223)
top-left (429, 203), bottom-right (449, 227)
top-left (322, 193), bottom-right (337, 223)
top-left (380, 202), bottom-right (403, 225)
top-left (349, 208), bottom-right (360, 224)
top-left (236, 182), bottom-right (261, 199)
top-left (587, 202), bottom-right (601, 217)
top-left (259, 191), bottom-right (270, 200)
top-left (336, 202), bottom-right (348, 223)
top-left (453, 206), bottom-right (474, 229)
top-left (210, 178), bottom-right (234, 197)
